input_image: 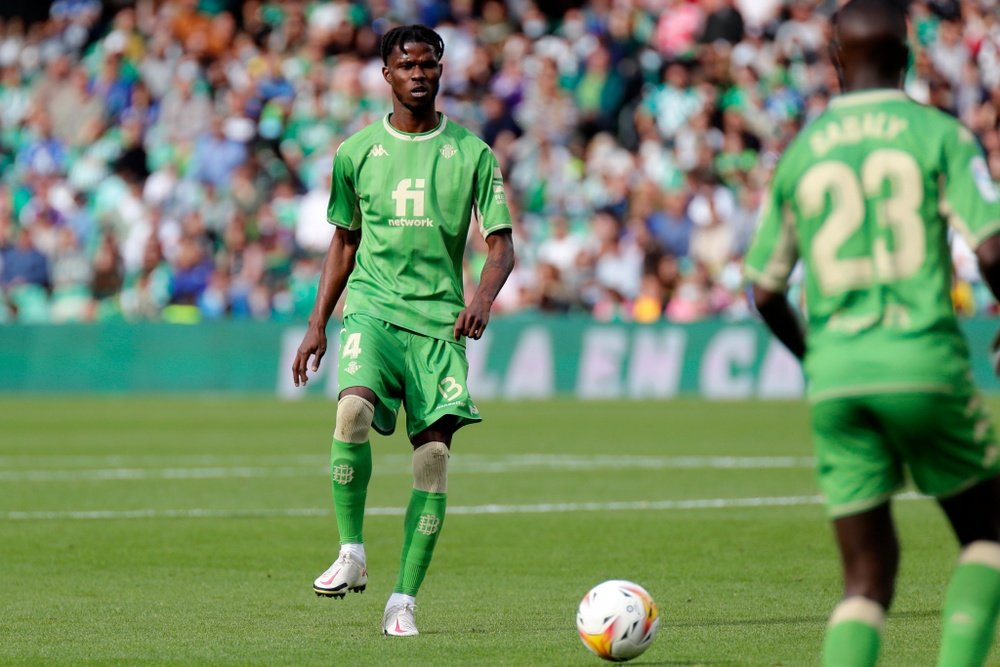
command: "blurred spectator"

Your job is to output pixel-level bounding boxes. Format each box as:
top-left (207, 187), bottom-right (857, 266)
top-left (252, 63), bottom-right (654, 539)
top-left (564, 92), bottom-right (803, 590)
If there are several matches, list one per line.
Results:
top-left (1, 225), bottom-right (48, 288)
top-left (0, 0), bottom-right (996, 325)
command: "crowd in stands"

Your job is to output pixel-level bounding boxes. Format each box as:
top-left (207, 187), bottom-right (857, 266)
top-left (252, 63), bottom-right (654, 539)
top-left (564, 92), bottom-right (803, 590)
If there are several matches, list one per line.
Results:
top-left (0, 0), bottom-right (998, 324)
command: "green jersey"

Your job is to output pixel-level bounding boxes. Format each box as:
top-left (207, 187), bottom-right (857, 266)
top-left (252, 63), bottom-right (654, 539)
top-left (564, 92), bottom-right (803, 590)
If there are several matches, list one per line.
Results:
top-left (327, 113), bottom-right (512, 342)
top-left (745, 90), bottom-right (1000, 401)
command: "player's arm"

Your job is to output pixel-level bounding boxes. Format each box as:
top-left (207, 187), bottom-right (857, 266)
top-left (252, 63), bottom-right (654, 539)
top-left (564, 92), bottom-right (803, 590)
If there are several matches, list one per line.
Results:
top-left (292, 227), bottom-right (361, 386)
top-left (292, 147), bottom-right (361, 386)
top-left (454, 147), bottom-right (516, 341)
top-left (455, 229), bottom-right (515, 340)
top-left (752, 285), bottom-right (806, 361)
top-left (745, 173), bottom-right (805, 360)
top-left (939, 122), bottom-right (1000, 369)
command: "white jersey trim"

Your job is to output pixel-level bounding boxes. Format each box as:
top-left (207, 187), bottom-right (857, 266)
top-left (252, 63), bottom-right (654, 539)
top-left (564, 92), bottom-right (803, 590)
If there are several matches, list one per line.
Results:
top-left (382, 113), bottom-right (449, 141)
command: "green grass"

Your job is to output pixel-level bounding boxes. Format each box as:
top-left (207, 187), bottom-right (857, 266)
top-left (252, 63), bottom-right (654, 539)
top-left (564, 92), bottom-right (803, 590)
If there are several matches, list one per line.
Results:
top-left (1, 397), bottom-right (998, 665)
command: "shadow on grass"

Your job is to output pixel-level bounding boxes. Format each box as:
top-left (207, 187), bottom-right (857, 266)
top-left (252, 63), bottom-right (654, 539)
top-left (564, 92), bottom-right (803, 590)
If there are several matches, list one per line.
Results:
top-left (666, 608), bottom-right (938, 629)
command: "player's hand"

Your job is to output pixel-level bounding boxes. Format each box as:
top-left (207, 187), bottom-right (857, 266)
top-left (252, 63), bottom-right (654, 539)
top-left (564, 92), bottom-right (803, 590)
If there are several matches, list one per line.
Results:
top-left (292, 327), bottom-right (327, 387)
top-left (454, 300), bottom-right (491, 340)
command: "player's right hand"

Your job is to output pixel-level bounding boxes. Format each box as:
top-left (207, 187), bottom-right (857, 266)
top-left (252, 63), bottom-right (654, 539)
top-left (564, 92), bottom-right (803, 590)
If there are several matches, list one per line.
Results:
top-left (292, 327), bottom-right (327, 387)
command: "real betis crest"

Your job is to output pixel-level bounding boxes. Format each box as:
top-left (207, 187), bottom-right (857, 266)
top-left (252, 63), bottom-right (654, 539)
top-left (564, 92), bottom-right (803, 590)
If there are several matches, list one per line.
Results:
top-left (440, 144), bottom-right (457, 158)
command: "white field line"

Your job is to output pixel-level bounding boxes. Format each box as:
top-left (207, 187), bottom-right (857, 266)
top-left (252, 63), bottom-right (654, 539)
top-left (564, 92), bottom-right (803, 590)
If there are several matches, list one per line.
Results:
top-left (0, 455), bottom-right (815, 482)
top-left (2, 493), bottom-right (927, 522)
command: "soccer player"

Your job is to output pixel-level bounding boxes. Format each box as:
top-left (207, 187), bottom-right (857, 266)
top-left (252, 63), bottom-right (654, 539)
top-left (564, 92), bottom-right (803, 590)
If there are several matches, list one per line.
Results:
top-left (745, 1), bottom-right (1000, 665)
top-left (291, 25), bottom-right (515, 637)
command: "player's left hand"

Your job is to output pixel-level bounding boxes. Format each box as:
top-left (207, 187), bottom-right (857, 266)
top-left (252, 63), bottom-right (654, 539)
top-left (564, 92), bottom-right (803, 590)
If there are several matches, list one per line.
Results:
top-left (454, 301), bottom-right (491, 340)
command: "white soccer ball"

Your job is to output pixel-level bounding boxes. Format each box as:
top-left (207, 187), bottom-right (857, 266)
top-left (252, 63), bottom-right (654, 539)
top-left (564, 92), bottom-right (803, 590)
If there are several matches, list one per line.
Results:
top-left (576, 579), bottom-right (660, 662)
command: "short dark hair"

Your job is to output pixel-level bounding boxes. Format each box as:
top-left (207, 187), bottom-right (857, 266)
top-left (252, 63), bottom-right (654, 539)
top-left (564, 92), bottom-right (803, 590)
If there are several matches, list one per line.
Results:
top-left (380, 25), bottom-right (445, 65)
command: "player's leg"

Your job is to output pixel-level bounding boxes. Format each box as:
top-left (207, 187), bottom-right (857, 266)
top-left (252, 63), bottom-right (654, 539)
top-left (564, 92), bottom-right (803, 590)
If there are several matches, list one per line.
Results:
top-left (382, 334), bottom-right (481, 636)
top-left (315, 316), bottom-right (405, 598)
top-left (937, 477), bottom-right (1000, 667)
top-left (812, 397), bottom-right (903, 667)
top-left (901, 386), bottom-right (1000, 667)
top-left (313, 386), bottom-right (377, 598)
top-left (823, 504), bottom-right (898, 667)
top-left (383, 418), bottom-right (457, 637)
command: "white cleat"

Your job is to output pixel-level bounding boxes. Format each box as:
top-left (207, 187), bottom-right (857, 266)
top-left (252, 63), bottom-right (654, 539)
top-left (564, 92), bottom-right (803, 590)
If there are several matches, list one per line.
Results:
top-left (382, 602), bottom-right (419, 637)
top-left (313, 553), bottom-right (367, 598)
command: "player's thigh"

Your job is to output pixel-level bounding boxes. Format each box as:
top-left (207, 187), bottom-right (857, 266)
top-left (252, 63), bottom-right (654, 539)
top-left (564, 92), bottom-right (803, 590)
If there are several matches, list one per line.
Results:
top-left (811, 396), bottom-right (904, 518)
top-left (402, 334), bottom-right (482, 440)
top-left (877, 390), bottom-right (1000, 499)
top-left (338, 314), bottom-right (405, 436)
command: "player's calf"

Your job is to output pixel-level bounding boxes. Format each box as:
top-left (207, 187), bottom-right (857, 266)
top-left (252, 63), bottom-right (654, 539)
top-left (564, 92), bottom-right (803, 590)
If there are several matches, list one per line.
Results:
top-left (938, 541), bottom-right (1000, 667)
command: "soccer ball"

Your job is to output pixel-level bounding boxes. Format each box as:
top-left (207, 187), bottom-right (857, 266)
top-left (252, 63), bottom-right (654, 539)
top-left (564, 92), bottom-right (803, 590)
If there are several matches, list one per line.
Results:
top-left (576, 579), bottom-right (660, 662)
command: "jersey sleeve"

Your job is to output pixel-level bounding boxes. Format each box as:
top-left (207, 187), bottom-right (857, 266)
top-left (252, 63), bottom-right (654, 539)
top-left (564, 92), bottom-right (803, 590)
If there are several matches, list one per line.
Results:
top-left (941, 123), bottom-right (1000, 249)
top-left (473, 147), bottom-right (513, 238)
top-left (326, 147), bottom-right (361, 230)
top-left (743, 164), bottom-right (799, 292)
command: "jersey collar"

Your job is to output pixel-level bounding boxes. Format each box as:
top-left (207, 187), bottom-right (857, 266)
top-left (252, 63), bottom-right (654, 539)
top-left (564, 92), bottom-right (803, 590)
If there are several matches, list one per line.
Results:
top-left (828, 89), bottom-right (908, 109)
top-left (382, 113), bottom-right (448, 141)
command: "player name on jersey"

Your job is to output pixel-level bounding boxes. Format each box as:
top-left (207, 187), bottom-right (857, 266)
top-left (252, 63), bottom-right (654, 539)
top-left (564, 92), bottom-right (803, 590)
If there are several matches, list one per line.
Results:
top-left (810, 112), bottom-right (908, 157)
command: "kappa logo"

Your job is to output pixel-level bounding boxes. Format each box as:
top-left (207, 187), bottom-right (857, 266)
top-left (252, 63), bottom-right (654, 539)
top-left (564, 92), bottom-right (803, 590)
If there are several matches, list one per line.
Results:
top-left (368, 144), bottom-right (390, 158)
top-left (440, 144), bottom-right (457, 158)
top-left (416, 514), bottom-right (441, 535)
top-left (332, 464), bottom-right (355, 485)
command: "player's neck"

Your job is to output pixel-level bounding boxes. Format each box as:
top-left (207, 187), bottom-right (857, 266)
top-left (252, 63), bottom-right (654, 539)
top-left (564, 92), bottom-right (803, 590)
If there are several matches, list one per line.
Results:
top-left (388, 104), bottom-right (440, 134)
top-left (840, 72), bottom-right (902, 95)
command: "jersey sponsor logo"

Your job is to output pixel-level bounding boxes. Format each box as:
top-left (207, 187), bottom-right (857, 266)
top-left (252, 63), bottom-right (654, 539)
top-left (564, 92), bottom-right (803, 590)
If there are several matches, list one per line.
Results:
top-left (368, 144), bottom-right (390, 158)
top-left (440, 144), bottom-right (457, 158)
top-left (971, 156), bottom-right (999, 203)
top-left (389, 178), bottom-right (435, 227)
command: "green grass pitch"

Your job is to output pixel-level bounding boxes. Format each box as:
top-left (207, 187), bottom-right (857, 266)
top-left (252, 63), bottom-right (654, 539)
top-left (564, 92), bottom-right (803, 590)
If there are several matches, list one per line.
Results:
top-left (3, 397), bottom-right (1000, 666)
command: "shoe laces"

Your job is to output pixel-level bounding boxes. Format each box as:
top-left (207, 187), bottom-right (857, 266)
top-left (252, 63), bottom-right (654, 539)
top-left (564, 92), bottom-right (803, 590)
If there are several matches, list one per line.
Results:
top-left (388, 602), bottom-right (417, 618)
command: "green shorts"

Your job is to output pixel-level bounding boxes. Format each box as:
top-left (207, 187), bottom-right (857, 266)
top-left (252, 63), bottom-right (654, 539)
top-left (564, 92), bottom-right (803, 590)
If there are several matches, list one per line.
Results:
top-left (812, 387), bottom-right (1000, 518)
top-left (337, 313), bottom-right (481, 438)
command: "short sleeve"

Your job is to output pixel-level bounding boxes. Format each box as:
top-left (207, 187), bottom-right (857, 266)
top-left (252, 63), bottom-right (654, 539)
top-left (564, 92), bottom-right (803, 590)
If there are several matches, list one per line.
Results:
top-left (941, 123), bottom-right (1000, 249)
top-left (744, 166), bottom-right (799, 292)
top-left (326, 147), bottom-right (361, 230)
top-left (473, 147), bottom-right (513, 239)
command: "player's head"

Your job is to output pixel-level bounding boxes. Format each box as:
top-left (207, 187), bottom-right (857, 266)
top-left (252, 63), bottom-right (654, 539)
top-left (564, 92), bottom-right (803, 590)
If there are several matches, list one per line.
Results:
top-left (380, 25), bottom-right (444, 112)
top-left (832, 0), bottom-right (909, 92)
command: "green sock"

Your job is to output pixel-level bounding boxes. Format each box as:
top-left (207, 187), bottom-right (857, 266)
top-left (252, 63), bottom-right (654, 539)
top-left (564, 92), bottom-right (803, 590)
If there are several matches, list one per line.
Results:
top-left (938, 546), bottom-right (1000, 667)
top-left (822, 597), bottom-right (883, 667)
top-left (394, 489), bottom-right (447, 595)
top-left (330, 438), bottom-right (372, 545)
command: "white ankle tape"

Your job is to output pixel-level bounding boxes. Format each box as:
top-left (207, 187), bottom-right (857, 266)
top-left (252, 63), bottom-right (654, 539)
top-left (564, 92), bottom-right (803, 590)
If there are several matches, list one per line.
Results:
top-left (959, 541), bottom-right (1000, 570)
top-left (334, 395), bottom-right (374, 444)
top-left (829, 597), bottom-right (885, 630)
top-left (413, 441), bottom-right (449, 493)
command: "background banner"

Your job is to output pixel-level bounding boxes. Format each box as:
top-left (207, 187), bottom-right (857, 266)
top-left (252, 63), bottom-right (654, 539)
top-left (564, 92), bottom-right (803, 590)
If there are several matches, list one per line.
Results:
top-left (3, 317), bottom-right (998, 398)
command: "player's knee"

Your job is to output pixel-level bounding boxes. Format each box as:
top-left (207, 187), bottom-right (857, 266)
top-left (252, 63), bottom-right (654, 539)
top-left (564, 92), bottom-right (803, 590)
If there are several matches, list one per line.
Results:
top-left (958, 541), bottom-right (1000, 571)
top-left (334, 395), bottom-right (374, 444)
top-left (413, 441), bottom-right (449, 493)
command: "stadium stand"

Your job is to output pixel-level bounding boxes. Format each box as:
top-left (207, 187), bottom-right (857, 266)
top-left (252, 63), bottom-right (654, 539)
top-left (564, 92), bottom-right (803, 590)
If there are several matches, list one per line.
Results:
top-left (0, 0), bottom-right (997, 324)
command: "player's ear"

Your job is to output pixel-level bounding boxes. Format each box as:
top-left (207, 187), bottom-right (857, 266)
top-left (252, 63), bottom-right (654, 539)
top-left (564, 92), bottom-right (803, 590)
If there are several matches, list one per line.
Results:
top-left (382, 65), bottom-right (391, 83)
